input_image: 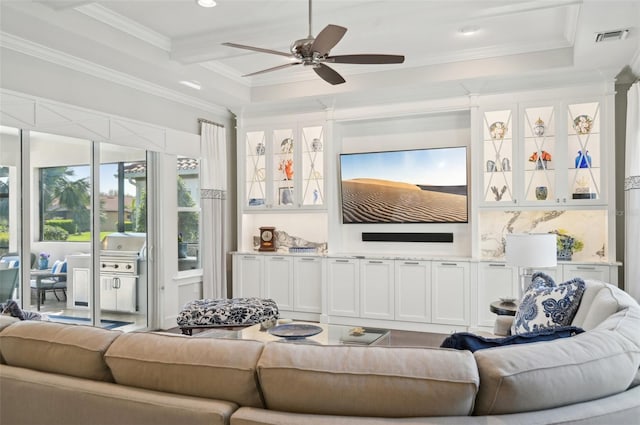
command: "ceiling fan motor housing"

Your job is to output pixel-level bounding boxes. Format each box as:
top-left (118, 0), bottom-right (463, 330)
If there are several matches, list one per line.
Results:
top-left (291, 38), bottom-right (316, 60)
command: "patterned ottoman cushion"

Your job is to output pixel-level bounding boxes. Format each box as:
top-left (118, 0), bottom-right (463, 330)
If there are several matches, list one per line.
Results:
top-left (177, 297), bottom-right (279, 331)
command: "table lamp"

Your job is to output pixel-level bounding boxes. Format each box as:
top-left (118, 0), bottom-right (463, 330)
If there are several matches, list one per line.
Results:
top-left (505, 233), bottom-right (557, 298)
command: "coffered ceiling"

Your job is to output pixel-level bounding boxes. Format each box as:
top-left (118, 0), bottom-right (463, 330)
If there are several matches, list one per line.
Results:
top-left (1, 1), bottom-right (638, 113)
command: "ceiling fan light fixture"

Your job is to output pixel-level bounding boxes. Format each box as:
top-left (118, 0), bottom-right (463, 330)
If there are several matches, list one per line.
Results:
top-left (196, 0), bottom-right (217, 8)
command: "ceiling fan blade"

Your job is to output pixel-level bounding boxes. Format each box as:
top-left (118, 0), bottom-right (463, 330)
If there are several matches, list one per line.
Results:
top-left (311, 24), bottom-right (347, 56)
top-left (242, 62), bottom-right (301, 77)
top-left (222, 42), bottom-right (292, 58)
top-left (327, 54), bottom-right (405, 64)
top-left (313, 63), bottom-right (345, 85)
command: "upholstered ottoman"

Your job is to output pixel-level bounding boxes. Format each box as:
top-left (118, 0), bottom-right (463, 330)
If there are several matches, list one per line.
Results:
top-left (177, 297), bottom-right (279, 335)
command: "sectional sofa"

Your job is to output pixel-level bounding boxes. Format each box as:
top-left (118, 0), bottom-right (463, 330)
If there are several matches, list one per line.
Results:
top-left (1, 280), bottom-right (639, 425)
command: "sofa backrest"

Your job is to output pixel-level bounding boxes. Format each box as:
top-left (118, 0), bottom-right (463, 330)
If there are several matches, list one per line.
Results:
top-left (104, 332), bottom-right (265, 408)
top-left (473, 282), bottom-right (640, 416)
top-left (0, 321), bottom-right (120, 382)
top-left (257, 342), bottom-right (479, 417)
top-left (571, 279), bottom-right (625, 330)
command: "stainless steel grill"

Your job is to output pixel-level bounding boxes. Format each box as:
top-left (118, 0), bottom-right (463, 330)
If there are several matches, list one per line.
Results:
top-left (100, 232), bottom-right (146, 275)
top-left (100, 232), bottom-right (146, 313)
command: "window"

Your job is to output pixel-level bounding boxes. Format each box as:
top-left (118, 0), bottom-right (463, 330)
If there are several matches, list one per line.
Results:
top-left (38, 163), bottom-right (144, 241)
top-left (177, 157), bottom-right (200, 271)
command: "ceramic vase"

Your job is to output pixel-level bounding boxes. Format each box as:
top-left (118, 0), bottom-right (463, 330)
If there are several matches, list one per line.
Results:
top-left (311, 138), bottom-right (322, 152)
top-left (38, 258), bottom-right (48, 270)
top-left (255, 142), bottom-right (265, 156)
top-left (535, 186), bottom-right (548, 200)
top-left (533, 117), bottom-right (545, 137)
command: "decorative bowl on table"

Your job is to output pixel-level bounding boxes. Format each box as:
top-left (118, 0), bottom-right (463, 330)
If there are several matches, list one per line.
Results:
top-left (267, 324), bottom-right (323, 340)
top-left (499, 297), bottom-right (517, 304)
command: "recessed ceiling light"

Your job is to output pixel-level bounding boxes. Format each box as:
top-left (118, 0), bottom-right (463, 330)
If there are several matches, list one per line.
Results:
top-left (179, 80), bottom-right (202, 90)
top-left (197, 0), bottom-right (217, 8)
top-left (459, 26), bottom-right (480, 36)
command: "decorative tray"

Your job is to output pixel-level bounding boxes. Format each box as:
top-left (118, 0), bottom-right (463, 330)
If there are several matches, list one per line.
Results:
top-left (267, 324), bottom-right (323, 340)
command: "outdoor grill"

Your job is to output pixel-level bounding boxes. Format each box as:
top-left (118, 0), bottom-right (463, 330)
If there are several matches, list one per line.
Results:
top-left (100, 232), bottom-right (146, 312)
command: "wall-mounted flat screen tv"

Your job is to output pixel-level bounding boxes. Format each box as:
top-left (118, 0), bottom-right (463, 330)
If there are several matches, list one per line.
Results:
top-left (339, 147), bottom-right (468, 224)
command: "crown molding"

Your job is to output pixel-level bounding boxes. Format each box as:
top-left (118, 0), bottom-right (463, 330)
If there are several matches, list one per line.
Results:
top-left (75, 3), bottom-right (171, 52)
top-left (0, 32), bottom-right (229, 116)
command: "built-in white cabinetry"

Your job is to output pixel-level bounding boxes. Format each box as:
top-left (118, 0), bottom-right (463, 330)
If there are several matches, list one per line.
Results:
top-left (562, 264), bottom-right (611, 283)
top-left (326, 258), bottom-right (360, 317)
top-left (394, 260), bottom-right (432, 323)
top-left (431, 261), bottom-right (470, 326)
top-left (477, 262), bottom-right (518, 327)
top-left (232, 253), bottom-right (322, 319)
top-left (264, 256), bottom-right (294, 310)
top-left (360, 259), bottom-right (394, 320)
top-left (293, 257), bottom-right (323, 313)
top-left (241, 123), bottom-right (325, 210)
top-left (480, 98), bottom-right (607, 207)
top-left (233, 254), bottom-right (264, 297)
top-left (100, 276), bottom-right (136, 313)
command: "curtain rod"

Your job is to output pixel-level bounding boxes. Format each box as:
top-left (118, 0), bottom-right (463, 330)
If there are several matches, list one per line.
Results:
top-left (198, 118), bottom-right (224, 128)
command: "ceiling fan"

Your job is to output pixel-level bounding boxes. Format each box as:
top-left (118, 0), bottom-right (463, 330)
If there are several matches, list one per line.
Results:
top-left (222, 0), bottom-right (405, 85)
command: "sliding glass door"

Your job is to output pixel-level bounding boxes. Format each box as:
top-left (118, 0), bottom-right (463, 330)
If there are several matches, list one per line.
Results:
top-left (1, 128), bottom-right (150, 330)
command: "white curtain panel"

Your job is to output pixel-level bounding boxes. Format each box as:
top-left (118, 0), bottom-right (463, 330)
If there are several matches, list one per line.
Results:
top-left (625, 82), bottom-right (640, 302)
top-left (200, 122), bottom-right (227, 299)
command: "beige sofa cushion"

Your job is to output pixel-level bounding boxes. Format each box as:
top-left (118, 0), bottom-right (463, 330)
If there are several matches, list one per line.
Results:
top-left (474, 304), bottom-right (640, 415)
top-left (0, 321), bottom-right (120, 381)
top-left (257, 342), bottom-right (479, 417)
top-left (571, 280), bottom-right (621, 330)
top-left (105, 332), bottom-right (264, 407)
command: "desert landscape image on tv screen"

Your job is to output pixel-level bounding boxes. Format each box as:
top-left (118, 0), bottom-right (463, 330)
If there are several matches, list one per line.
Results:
top-left (340, 147), bottom-right (468, 224)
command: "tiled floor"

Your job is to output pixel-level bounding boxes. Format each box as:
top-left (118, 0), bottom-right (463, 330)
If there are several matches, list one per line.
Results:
top-left (28, 296), bottom-right (148, 331)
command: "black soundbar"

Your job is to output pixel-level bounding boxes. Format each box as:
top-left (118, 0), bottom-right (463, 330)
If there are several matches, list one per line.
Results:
top-left (361, 232), bottom-right (453, 243)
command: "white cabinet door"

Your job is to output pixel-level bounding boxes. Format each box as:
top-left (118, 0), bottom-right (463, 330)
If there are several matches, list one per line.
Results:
top-left (562, 264), bottom-right (610, 282)
top-left (100, 276), bottom-right (117, 311)
top-left (115, 276), bottom-right (137, 313)
top-left (293, 257), bottom-right (322, 313)
top-left (233, 254), bottom-right (264, 298)
top-left (360, 259), bottom-right (394, 320)
top-left (477, 262), bottom-right (518, 327)
top-left (394, 260), bottom-right (431, 322)
top-left (431, 261), bottom-right (470, 326)
top-left (72, 268), bottom-right (90, 308)
top-left (264, 256), bottom-right (294, 310)
top-left (327, 258), bottom-right (359, 317)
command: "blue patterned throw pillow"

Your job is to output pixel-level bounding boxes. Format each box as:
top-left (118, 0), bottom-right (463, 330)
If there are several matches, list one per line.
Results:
top-left (512, 274), bottom-right (586, 335)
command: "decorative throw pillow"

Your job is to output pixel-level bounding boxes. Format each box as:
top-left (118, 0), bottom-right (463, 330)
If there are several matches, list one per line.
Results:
top-left (440, 326), bottom-right (585, 352)
top-left (511, 275), bottom-right (586, 335)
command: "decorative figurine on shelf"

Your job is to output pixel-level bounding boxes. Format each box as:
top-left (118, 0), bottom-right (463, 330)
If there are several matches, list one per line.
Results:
top-left (278, 159), bottom-right (294, 180)
top-left (501, 157), bottom-right (511, 172)
top-left (491, 185), bottom-right (507, 201)
top-left (575, 150), bottom-right (592, 168)
top-left (311, 138), bottom-right (322, 152)
top-left (573, 115), bottom-right (593, 135)
top-left (255, 142), bottom-right (265, 156)
top-left (529, 150), bottom-right (552, 170)
top-left (533, 117), bottom-right (545, 137)
top-left (486, 160), bottom-right (497, 172)
top-left (489, 121), bottom-right (508, 140)
top-left (313, 189), bottom-right (320, 204)
top-left (280, 138), bottom-right (294, 153)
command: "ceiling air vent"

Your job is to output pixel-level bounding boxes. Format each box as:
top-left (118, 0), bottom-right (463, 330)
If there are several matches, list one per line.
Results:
top-left (595, 29), bottom-right (629, 43)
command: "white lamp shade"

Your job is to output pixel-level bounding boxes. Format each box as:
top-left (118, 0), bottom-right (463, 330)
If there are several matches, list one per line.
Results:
top-left (505, 233), bottom-right (557, 268)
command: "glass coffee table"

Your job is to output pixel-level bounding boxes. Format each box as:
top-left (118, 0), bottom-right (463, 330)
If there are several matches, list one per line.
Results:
top-left (194, 322), bottom-right (390, 346)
